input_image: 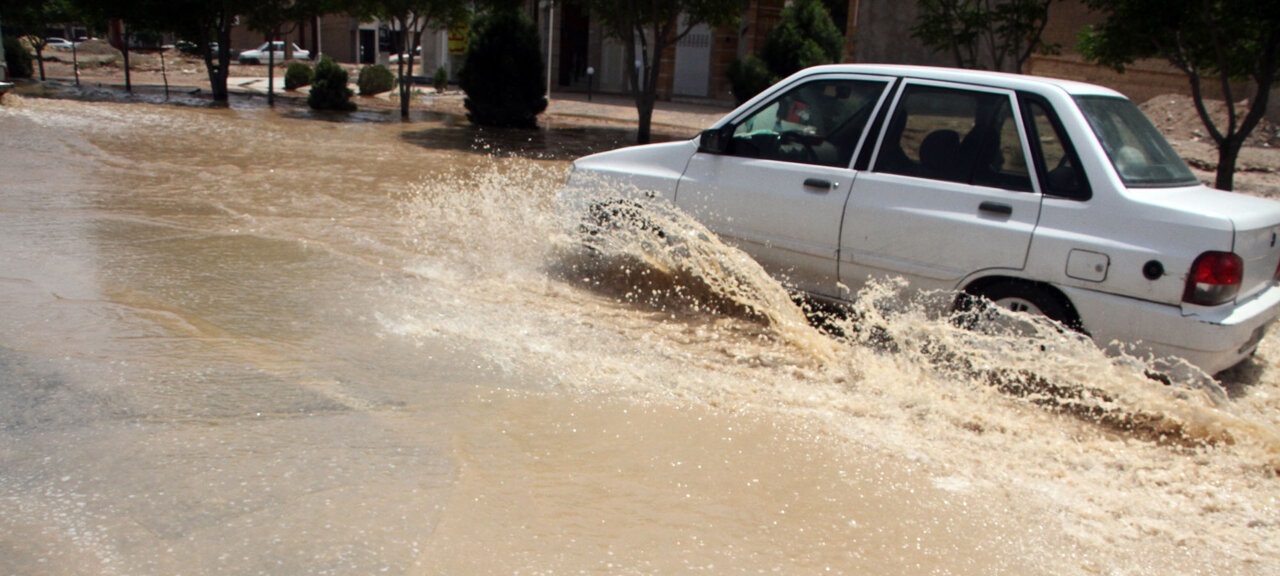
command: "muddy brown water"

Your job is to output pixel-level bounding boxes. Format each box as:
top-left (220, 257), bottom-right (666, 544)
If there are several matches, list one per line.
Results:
top-left (1, 93), bottom-right (1278, 575)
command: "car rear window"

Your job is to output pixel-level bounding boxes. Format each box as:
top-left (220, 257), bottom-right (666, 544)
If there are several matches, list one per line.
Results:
top-left (1074, 96), bottom-right (1198, 188)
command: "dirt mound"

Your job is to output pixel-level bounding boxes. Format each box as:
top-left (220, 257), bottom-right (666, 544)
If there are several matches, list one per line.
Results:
top-left (1141, 93), bottom-right (1279, 148)
top-left (71, 39), bottom-right (120, 56)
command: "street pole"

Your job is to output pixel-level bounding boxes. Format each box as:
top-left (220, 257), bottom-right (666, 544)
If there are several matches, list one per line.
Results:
top-left (546, 0), bottom-right (554, 102)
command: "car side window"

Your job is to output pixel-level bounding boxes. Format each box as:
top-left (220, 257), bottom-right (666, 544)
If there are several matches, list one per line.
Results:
top-left (1023, 98), bottom-right (1091, 200)
top-left (728, 79), bottom-right (888, 168)
top-left (874, 84), bottom-right (1033, 192)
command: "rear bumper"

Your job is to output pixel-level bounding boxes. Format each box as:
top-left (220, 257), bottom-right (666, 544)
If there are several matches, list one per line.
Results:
top-left (1063, 283), bottom-right (1280, 374)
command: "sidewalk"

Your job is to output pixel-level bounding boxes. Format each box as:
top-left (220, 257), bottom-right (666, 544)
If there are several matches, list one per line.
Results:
top-left (545, 92), bottom-right (731, 132)
top-left (227, 75), bottom-right (730, 133)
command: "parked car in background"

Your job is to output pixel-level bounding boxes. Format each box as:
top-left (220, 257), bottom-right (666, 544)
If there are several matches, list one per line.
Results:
top-left (176, 40), bottom-right (210, 55)
top-left (238, 41), bottom-right (310, 64)
top-left (45, 37), bottom-right (74, 50)
top-left (564, 64), bottom-right (1280, 374)
top-left (389, 46), bottom-right (422, 65)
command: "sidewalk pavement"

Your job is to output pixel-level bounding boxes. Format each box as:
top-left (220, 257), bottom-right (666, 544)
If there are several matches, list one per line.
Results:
top-left (227, 76), bottom-right (730, 133)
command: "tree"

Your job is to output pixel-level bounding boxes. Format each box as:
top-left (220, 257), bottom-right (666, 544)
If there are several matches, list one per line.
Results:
top-left (0, 0), bottom-right (75, 81)
top-left (346, 0), bottom-right (467, 118)
top-left (578, 0), bottom-right (745, 143)
top-left (1079, 0), bottom-right (1280, 191)
top-left (728, 0), bottom-right (841, 104)
top-left (242, 1), bottom-right (328, 106)
top-left (70, 0), bottom-right (245, 101)
top-left (759, 0), bottom-right (842, 80)
top-left (457, 8), bottom-right (546, 127)
top-left (910, 0), bottom-right (1058, 73)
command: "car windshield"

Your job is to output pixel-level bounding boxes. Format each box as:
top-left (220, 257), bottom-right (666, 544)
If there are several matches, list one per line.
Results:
top-left (1075, 96), bottom-right (1198, 188)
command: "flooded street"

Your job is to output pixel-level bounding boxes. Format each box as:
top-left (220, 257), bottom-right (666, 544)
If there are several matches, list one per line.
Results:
top-left (1, 95), bottom-right (1278, 575)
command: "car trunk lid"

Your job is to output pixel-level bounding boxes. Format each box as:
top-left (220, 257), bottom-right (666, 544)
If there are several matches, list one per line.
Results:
top-left (1131, 185), bottom-right (1280, 302)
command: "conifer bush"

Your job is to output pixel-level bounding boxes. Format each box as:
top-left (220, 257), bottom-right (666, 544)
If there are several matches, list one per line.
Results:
top-left (458, 9), bottom-right (547, 128)
top-left (760, 0), bottom-right (844, 79)
top-left (727, 55), bottom-right (773, 106)
top-left (4, 35), bottom-right (33, 79)
top-left (433, 66), bottom-right (449, 93)
top-left (357, 64), bottom-right (396, 96)
top-left (307, 57), bottom-right (356, 111)
top-left (284, 62), bottom-right (313, 91)
top-left (727, 0), bottom-right (844, 103)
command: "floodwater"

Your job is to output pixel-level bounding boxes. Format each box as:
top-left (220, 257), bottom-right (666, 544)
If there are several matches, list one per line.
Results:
top-left (1, 93), bottom-right (1278, 576)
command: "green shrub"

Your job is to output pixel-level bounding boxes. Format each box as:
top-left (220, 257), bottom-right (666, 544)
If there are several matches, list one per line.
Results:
top-left (3, 35), bottom-right (33, 79)
top-left (760, 0), bottom-right (844, 79)
top-left (458, 9), bottom-right (547, 128)
top-left (727, 55), bottom-right (774, 105)
top-left (307, 57), bottom-right (355, 111)
top-left (357, 64), bottom-right (395, 96)
top-left (284, 62), bottom-right (313, 90)
top-left (433, 66), bottom-right (449, 93)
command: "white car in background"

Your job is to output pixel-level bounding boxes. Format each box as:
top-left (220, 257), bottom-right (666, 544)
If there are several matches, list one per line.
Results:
top-left (238, 41), bottom-right (310, 64)
top-left (564, 64), bottom-right (1280, 374)
top-left (45, 37), bottom-right (75, 50)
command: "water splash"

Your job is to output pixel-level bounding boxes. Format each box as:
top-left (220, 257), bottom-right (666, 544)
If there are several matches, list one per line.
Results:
top-left (541, 175), bottom-right (1280, 464)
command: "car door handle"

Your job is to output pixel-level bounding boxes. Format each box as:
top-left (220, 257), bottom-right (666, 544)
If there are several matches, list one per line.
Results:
top-left (978, 201), bottom-right (1013, 217)
top-left (803, 178), bottom-right (834, 191)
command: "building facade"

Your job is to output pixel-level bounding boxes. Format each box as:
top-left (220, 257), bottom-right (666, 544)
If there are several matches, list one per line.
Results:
top-left (223, 1), bottom-right (1265, 110)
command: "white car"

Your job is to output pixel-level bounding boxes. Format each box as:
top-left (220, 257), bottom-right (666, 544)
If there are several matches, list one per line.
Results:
top-left (237, 41), bottom-right (310, 64)
top-left (45, 37), bottom-right (75, 50)
top-left (564, 64), bottom-right (1280, 374)
top-left (389, 46), bottom-right (422, 65)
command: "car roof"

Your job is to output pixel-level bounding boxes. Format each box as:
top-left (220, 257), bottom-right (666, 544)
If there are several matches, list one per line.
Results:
top-left (796, 64), bottom-right (1124, 98)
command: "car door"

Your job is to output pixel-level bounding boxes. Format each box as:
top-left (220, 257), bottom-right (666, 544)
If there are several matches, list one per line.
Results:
top-left (840, 80), bottom-right (1043, 296)
top-left (675, 76), bottom-right (892, 299)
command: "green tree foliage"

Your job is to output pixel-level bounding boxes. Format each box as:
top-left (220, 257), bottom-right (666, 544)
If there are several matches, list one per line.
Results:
top-left (357, 63), bottom-right (395, 95)
top-left (284, 61), bottom-right (313, 90)
top-left (308, 56), bottom-right (356, 111)
top-left (726, 0), bottom-right (843, 105)
top-left (910, 0), bottom-right (1058, 73)
top-left (578, 0), bottom-right (745, 143)
top-left (760, 0), bottom-right (843, 80)
top-left (1079, 0), bottom-right (1280, 191)
top-left (457, 8), bottom-right (546, 128)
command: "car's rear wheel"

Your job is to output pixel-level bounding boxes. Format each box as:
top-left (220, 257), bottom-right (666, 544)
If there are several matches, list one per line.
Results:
top-left (957, 280), bottom-right (1083, 332)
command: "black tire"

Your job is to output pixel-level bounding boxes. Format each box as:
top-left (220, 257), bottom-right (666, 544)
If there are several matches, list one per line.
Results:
top-left (958, 281), bottom-right (1083, 332)
top-left (582, 200), bottom-right (665, 240)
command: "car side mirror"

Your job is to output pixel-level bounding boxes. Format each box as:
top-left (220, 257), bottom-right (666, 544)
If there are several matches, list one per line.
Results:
top-left (698, 125), bottom-right (734, 154)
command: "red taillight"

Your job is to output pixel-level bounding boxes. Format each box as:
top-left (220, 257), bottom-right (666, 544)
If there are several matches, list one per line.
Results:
top-left (1183, 251), bottom-right (1243, 305)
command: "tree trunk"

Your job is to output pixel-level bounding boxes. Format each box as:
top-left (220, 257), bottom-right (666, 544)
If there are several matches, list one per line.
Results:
top-left (122, 43), bottom-right (132, 92)
top-left (208, 23), bottom-right (233, 102)
top-left (1214, 135), bottom-right (1244, 191)
top-left (636, 96), bottom-right (654, 143)
top-left (401, 29), bottom-right (423, 119)
top-left (634, 26), bottom-right (670, 144)
top-left (35, 47), bottom-right (46, 81)
top-left (267, 34), bottom-right (277, 106)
